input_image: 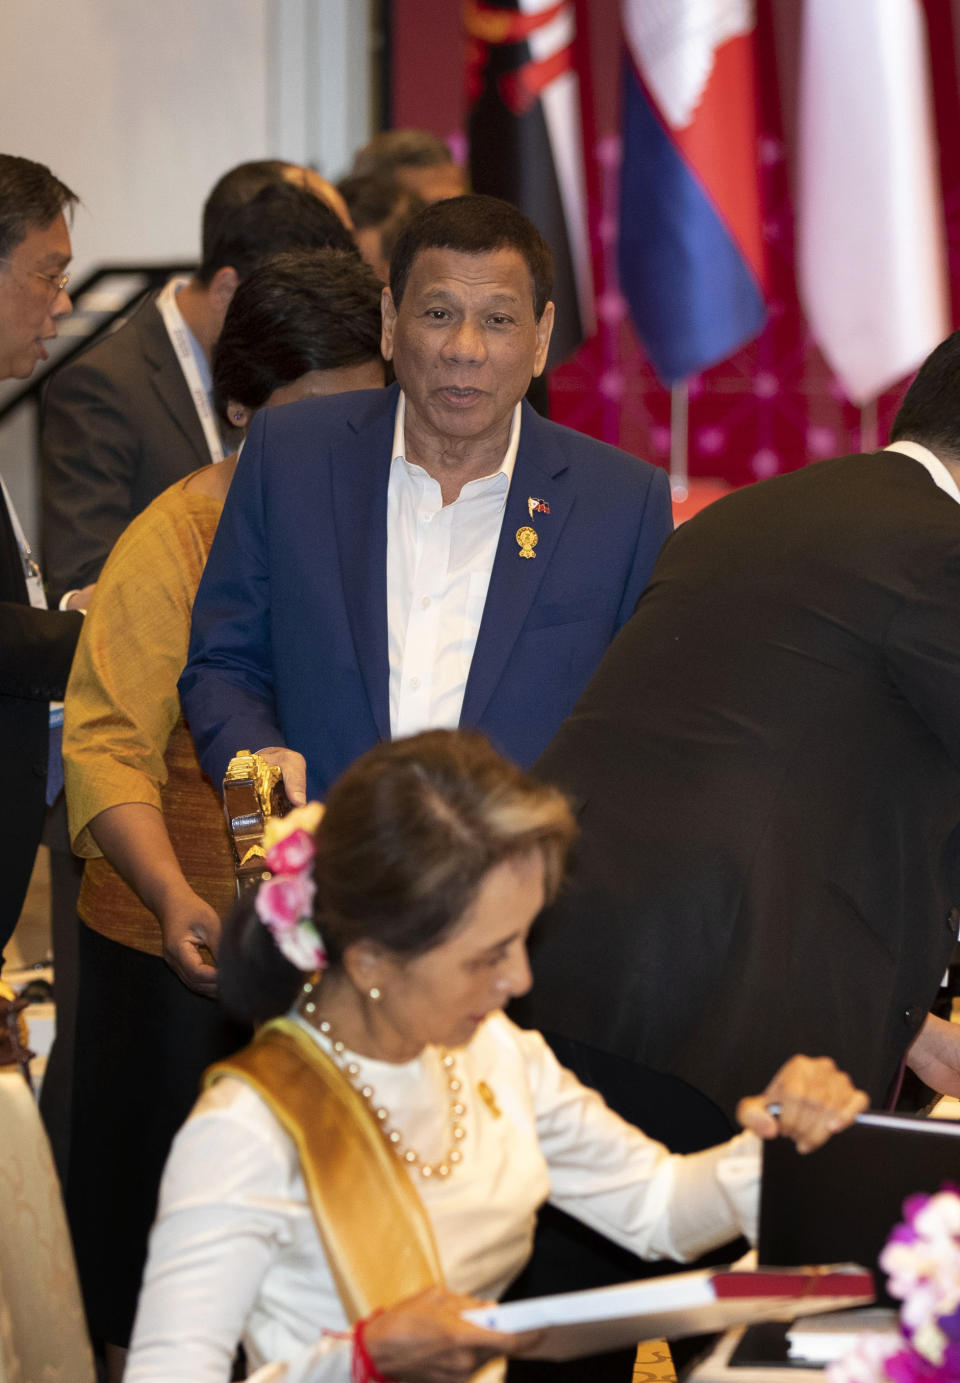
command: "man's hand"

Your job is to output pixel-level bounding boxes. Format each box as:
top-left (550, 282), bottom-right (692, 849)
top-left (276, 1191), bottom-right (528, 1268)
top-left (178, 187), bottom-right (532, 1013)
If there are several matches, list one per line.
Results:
top-left (64, 583), bottom-right (96, 611)
top-left (256, 745), bottom-right (307, 806)
top-left (64, 583), bottom-right (95, 611)
top-left (906, 1013), bottom-right (960, 1096)
top-left (737, 1054), bottom-right (868, 1154)
top-left (159, 894), bottom-right (221, 997)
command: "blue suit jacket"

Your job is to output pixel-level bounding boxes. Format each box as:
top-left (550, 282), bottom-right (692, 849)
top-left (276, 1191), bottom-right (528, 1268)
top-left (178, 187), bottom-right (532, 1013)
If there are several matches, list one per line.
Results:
top-left (180, 384), bottom-right (672, 798)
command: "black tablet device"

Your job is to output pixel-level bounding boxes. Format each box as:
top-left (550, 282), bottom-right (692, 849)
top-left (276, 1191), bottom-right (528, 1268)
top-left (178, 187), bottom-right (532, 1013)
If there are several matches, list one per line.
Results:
top-left (758, 1110), bottom-right (960, 1305)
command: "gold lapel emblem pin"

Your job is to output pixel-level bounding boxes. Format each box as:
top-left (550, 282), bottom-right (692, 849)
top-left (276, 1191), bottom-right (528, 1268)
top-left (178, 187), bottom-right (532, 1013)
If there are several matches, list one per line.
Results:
top-left (516, 525), bottom-right (538, 559)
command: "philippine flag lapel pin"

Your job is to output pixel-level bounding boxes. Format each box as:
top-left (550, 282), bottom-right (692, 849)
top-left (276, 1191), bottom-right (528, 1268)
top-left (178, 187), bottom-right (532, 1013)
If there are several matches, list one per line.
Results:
top-left (527, 496), bottom-right (550, 518)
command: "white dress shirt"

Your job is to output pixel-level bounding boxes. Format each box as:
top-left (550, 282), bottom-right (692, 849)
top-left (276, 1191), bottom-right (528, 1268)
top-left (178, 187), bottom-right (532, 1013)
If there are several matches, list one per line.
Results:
top-left (125, 1012), bottom-right (760, 1383)
top-left (884, 439), bottom-right (960, 505)
top-left (387, 392), bottom-right (522, 738)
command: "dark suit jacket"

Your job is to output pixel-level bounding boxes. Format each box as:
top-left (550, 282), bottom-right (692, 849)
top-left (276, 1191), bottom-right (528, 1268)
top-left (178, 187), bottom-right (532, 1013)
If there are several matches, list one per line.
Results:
top-left (179, 383), bottom-right (673, 796)
top-left (39, 292), bottom-right (239, 601)
top-left (0, 493), bottom-right (82, 951)
top-left (516, 451), bottom-right (960, 1117)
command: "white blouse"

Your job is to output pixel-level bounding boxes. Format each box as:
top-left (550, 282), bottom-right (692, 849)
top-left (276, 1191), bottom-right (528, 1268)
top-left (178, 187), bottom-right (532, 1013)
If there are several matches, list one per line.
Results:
top-left (124, 1013), bottom-right (760, 1383)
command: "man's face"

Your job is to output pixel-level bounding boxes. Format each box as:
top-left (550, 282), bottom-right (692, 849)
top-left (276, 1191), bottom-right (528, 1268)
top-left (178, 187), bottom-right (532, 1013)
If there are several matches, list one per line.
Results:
top-left (0, 212), bottom-right (72, 381)
top-left (380, 246), bottom-right (554, 451)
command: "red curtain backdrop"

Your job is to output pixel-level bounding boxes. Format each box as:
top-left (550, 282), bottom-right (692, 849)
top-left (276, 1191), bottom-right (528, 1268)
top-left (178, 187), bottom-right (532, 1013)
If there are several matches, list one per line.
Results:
top-left (390, 0), bottom-right (960, 487)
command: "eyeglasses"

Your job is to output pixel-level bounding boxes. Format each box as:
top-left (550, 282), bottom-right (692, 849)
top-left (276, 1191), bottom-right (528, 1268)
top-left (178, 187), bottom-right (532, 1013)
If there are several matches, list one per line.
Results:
top-left (30, 267), bottom-right (71, 295)
top-left (0, 261), bottom-right (70, 297)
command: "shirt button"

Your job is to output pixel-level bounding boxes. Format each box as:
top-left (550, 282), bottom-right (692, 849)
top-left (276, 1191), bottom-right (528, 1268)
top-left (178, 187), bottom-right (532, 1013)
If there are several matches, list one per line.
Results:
top-left (421, 596), bottom-right (431, 609)
top-left (410, 676), bottom-right (421, 690)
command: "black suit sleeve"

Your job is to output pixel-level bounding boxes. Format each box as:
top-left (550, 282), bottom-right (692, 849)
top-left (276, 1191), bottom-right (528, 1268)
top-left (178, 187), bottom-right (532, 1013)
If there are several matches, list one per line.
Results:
top-left (0, 602), bottom-right (83, 699)
top-left (40, 358), bottom-right (141, 600)
top-left (885, 544), bottom-right (960, 771)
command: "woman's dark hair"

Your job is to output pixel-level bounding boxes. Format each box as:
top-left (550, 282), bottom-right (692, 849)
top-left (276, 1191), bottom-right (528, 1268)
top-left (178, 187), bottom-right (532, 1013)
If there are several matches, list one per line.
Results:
top-left (218, 730), bottom-right (576, 1026)
top-left (211, 248), bottom-right (385, 423)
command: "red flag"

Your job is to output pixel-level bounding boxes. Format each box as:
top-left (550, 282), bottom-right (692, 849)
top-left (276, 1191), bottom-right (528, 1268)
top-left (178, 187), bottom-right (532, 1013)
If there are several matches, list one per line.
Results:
top-left (466, 0), bottom-right (595, 367)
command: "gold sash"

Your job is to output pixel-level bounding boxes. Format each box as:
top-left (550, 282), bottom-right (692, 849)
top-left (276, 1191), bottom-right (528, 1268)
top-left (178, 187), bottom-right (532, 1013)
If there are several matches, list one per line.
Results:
top-left (205, 1016), bottom-right (444, 1321)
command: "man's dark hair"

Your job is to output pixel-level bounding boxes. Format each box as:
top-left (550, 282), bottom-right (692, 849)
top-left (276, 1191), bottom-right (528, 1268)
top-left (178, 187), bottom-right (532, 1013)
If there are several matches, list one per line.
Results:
top-left (351, 129), bottom-right (455, 177)
top-left (0, 154), bottom-right (77, 260)
top-left (338, 172), bottom-right (425, 270)
top-left (389, 194), bottom-right (553, 320)
top-left (198, 183), bottom-right (355, 286)
top-left (338, 172), bottom-right (414, 231)
top-left (201, 159), bottom-right (294, 265)
top-left (890, 331), bottom-right (960, 457)
top-left (212, 248), bottom-right (386, 421)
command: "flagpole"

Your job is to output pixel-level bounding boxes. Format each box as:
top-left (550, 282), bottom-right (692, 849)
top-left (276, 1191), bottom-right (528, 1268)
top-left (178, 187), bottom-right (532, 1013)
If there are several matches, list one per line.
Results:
top-left (860, 397), bottom-right (878, 452)
top-left (670, 382), bottom-right (689, 501)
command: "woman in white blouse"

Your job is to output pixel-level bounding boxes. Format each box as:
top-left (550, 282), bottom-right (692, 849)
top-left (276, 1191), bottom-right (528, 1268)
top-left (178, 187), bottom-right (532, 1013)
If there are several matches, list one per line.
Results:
top-left (124, 730), bottom-right (867, 1383)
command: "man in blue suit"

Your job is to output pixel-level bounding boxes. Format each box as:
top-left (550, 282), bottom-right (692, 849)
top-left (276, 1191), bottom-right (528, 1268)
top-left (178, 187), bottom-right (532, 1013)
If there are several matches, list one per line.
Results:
top-left (180, 196), bottom-right (672, 801)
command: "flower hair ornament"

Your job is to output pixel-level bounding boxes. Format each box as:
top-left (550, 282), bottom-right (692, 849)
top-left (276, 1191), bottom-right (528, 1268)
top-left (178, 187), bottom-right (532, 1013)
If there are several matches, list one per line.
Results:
top-left (254, 801), bottom-right (328, 972)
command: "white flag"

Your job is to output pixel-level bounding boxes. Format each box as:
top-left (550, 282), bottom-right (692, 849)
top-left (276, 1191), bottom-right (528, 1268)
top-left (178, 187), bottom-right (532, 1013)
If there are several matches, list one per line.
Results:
top-left (798, 0), bottom-right (949, 405)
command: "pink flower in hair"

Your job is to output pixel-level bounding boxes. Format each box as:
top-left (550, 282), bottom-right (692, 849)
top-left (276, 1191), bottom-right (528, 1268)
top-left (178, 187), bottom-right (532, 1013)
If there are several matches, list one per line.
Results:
top-left (265, 827), bottom-right (315, 876)
top-left (255, 872), bottom-right (316, 935)
top-left (255, 801), bottom-right (328, 973)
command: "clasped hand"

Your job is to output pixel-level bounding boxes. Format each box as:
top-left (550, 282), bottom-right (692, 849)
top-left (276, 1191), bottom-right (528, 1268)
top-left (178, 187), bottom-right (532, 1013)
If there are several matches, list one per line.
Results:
top-left (256, 745), bottom-right (307, 807)
top-left (736, 1054), bottom-right (868, 1153)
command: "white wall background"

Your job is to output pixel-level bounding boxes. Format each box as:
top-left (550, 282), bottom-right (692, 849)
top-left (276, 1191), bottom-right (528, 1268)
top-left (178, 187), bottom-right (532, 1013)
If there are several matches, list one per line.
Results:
top-left (0, 0), bottom-right (374, 538)
top-left (1, 0), bottom-right (273, 277)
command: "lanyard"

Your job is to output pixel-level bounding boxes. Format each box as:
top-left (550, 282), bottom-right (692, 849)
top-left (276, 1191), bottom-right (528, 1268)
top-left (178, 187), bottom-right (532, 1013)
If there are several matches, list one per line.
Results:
top-left (2, 477), bottom-right (64, 740)
top-left (1, 476), bottom-right (46, 610)
top-left (155, 277), bottom-right (226, 464)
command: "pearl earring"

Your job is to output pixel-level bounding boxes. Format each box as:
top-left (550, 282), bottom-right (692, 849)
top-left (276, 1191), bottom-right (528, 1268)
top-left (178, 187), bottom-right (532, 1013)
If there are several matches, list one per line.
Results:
top-left (368, 986), bottom-right (382, 1002)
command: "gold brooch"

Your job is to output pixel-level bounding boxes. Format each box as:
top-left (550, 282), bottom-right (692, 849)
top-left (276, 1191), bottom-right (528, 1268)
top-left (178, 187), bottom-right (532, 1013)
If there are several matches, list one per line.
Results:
top-left (477, 1080), bottom-right (501, 1118)
top-left (516, 526), bottom-right (538, 559)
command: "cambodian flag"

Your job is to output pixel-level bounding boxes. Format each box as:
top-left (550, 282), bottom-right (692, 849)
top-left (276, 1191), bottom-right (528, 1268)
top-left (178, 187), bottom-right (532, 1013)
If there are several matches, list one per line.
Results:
top-left (618, 1), bottom-right (767, 387)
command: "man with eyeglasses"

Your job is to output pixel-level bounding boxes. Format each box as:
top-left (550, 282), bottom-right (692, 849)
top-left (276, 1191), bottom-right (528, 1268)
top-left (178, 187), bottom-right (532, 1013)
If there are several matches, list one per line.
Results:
top-left (0, 153), bottom-right (90, 960)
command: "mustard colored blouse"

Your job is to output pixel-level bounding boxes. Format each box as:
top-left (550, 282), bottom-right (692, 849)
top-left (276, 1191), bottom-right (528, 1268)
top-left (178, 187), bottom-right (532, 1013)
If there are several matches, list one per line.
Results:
top-left (63, 476), bottom-right (235, 956)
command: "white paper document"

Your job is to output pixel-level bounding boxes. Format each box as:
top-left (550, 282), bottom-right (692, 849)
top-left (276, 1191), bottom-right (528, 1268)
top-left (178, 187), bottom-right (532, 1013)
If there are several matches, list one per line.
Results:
top-left (463, 1264), bottom-right (875, 1362)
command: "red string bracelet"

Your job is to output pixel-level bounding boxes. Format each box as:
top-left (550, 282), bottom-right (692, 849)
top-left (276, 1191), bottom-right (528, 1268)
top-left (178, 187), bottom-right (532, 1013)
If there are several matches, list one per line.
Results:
top-left (352, 1314), bottom-right (389, 1383)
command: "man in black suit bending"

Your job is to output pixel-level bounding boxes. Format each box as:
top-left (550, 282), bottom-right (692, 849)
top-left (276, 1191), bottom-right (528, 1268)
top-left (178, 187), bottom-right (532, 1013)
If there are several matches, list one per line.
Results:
top-left (0, 154), bottom-right (87, 957)
top-left (506, 334), bottom-right (960, 1383)
top-left (518, 329), bottom-right (960, 1131)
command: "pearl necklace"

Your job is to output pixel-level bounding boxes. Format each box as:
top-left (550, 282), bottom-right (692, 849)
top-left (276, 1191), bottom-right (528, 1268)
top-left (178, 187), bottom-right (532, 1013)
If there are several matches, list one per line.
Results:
top-left (312, 1016), bottom-right (467, 1180)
